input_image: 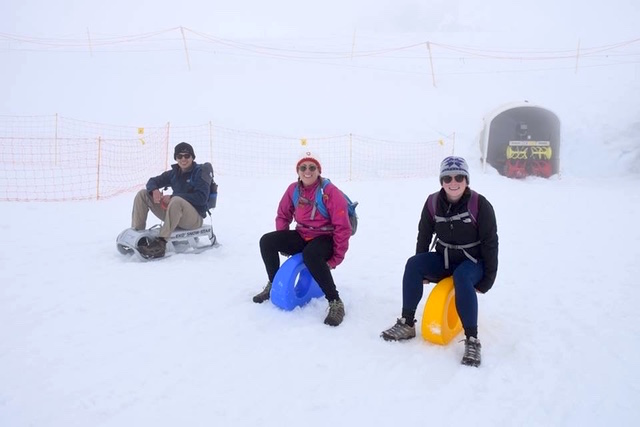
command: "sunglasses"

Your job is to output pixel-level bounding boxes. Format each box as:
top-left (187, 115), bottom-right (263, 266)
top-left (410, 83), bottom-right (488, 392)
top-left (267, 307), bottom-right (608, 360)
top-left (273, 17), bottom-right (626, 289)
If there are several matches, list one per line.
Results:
top-left (442, 174), bottom-right (466, 184)
top-left (298, 164), bottom-right (317, 172)
top-left (176, 153), bottom-right (192, 160)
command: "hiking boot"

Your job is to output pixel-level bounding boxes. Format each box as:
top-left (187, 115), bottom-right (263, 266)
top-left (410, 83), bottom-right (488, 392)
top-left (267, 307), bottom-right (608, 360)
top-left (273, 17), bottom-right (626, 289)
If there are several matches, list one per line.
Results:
top-left (380, 318), bottom-right (416, 341)
top-left (461, 336), bottom-right (482, 367)
top-left (252, 281), bottom-right (272, 303)
top-left (324, 299), bottom-right (345, 326)
top-left (138, 237), bottom-right (166, 259)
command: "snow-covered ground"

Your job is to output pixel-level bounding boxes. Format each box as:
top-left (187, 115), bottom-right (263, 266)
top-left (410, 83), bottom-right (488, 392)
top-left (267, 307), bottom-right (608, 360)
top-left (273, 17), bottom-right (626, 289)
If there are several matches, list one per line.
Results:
top-left (2, 170), bottom-right (640, 426)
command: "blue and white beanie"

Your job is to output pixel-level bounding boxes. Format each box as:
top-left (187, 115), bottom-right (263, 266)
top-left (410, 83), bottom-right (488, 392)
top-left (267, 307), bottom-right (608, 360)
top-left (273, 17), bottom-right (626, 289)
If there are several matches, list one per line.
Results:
top-left (439, 156), bottom-right (470, 183)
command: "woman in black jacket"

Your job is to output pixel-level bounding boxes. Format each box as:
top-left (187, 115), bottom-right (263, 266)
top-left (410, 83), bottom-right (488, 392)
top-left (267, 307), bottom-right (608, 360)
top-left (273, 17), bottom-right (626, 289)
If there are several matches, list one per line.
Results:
top-left (381, 156), bottom-right (499, 367)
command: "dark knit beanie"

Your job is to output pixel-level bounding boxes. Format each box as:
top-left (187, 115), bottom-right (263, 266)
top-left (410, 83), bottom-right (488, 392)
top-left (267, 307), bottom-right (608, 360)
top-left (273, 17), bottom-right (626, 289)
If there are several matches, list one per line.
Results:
top-left (174, 142), bottom-right (195, 160)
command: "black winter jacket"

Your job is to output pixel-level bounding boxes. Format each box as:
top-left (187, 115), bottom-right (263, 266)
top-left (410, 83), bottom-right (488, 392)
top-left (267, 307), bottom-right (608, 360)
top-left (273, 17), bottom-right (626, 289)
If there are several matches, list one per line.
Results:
top-left (145, 163), bottom-right (211, 218)
top-left (416, 188), bottom-right (499, 293)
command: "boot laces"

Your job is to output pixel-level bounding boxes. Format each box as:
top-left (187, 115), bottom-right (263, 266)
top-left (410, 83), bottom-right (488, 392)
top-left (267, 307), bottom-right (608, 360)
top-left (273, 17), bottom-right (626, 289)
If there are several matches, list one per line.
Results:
top-left (463, 337), bottom-right (481, 360)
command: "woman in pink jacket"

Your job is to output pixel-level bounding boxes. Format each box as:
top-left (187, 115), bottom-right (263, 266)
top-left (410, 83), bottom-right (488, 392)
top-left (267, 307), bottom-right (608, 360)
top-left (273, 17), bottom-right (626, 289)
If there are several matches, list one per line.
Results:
top-left (252, 152), bottom-right (352, 326)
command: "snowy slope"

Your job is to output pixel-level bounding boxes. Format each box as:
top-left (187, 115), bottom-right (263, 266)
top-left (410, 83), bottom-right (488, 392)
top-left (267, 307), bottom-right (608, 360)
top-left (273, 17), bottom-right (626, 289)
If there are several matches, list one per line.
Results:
top-left (1, 172), bottom-right (639, 426)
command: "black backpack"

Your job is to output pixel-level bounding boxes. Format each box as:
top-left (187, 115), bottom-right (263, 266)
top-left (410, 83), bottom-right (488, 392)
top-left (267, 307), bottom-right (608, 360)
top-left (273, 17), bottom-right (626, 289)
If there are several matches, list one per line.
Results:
top-left (426, 189), bottom-right (478, 226)
top-left (167, 162), bottom-right (218, 213)
top-left (194, 162), bottom-right (218, 212)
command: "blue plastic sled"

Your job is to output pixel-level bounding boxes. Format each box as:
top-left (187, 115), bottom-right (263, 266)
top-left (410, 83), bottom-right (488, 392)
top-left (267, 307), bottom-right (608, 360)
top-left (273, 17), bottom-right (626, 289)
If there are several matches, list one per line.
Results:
top-left (270, 253), bottom-right (325, 311)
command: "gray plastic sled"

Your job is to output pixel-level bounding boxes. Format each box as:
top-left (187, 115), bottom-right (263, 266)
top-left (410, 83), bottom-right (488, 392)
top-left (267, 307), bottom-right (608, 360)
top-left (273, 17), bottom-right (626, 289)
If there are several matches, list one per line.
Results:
top-left (116, 223), bottom-right (218, 260)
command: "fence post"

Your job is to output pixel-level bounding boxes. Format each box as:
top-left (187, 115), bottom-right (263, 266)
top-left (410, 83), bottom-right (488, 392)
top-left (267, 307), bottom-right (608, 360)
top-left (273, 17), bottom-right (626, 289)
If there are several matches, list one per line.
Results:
top-left (96, 136), bottom-right (102, 200)
top-left (575, 39), bottom-right (581, 74)
top-left (209, 120), bottom-right (214, 165)
top-left (452, 131), bottom-right (456, 154)
top-left (349, 133), bottom-right (353, 181)
top-left (165, 122), bottom-right (171, 170)
top-left (54, 113), bottom-right (59, 166)
top-left (426, 42), bottom-right (437, 88)
top-left (180, 26), bottom-right (192, 71)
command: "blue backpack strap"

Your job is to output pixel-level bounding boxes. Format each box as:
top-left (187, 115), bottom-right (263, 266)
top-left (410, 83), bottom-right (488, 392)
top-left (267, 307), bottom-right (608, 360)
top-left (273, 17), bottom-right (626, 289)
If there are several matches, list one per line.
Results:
top-left (295, 178), bottom-right (346, 220)
top-left (315, 178), bottom-right (330, 218)
top-left (292, 182), bottom-right (301, 207)
top-left (292, 180), bottom-right (325, 220)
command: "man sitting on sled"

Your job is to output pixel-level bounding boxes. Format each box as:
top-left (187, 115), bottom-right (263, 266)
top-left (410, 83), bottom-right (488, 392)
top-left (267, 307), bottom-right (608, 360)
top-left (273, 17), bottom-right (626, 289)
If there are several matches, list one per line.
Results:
top-left (131, 142), bottom-right (211, 259)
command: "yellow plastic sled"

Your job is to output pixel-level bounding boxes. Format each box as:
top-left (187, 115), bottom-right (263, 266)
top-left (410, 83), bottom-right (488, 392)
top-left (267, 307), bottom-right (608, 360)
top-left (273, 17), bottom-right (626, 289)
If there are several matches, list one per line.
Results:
top-left (421, 277), bottom-right (462, 345)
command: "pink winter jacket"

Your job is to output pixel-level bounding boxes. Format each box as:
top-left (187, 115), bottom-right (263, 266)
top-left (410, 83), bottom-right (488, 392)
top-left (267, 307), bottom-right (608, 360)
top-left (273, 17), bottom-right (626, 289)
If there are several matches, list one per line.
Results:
top-left (276, 179), bottom-right (351, 269)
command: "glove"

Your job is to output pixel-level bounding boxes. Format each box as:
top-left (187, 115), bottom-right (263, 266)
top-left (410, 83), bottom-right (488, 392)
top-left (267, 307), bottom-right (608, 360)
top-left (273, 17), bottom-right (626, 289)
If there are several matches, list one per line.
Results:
top-left (160, 195), bottom-right (171, 210)
top-left (152, 189), bottom-right (163, 204)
